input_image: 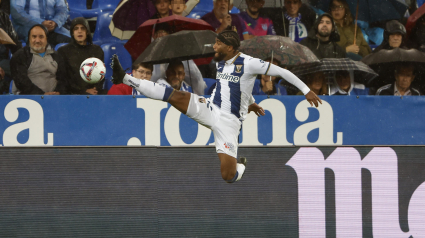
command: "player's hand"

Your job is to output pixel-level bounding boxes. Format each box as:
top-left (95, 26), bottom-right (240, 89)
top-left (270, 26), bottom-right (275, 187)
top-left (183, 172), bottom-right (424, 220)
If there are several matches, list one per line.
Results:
top-left (248, 103), bottom-right (265, 117)
top-left (305, 91), bottom-right (322, 107)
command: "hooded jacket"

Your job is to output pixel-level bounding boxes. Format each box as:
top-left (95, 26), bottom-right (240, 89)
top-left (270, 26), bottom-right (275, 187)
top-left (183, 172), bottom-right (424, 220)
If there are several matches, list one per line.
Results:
top-left (57, 17), bottom-right (105, 94)
top-left (300, 13), bottom-right (346, 59)
top-left (373, 20), bottom-right (408, 53)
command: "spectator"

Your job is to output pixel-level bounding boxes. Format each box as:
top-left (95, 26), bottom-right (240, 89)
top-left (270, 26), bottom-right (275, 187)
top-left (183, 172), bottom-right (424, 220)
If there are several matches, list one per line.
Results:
top-left (329, 70), bottom-right (369, 95)
top-left (170, 0), bottom-right (187, 16)
top-left (108, 62), bottom-right (153, 95)
top-left (300, 13), bottom-right (346, 59)
top-left (373, 20), bottom-right (407, 53)
top-left (11, 0), bottom-right (71, 47)
top-left (252, 58), bottom-right (287, 95)
top-left (10, 24), bottom-right (68, 95)
top-left (0, 0), bottom-right (23, 94)
top-left (150, 23), bottom-right (206, 95)
top-left (201, 0), bottom-right (248, 40)
top-left (57, 17), bottom-right (105, 95)
top-left (330, 0), bottom-right (371, 60)
top-left (296, 71), bottom-right (328, 95)
top-left (375, 64), bottom-right (420, 96)
top-left (157, 60), bottom-right (192, 92)
top-left (280, 0), bottom-right (315, 42)
top-left (151, 0), bottom-right (171, 19)
top-left (238, 0), bottom-right (275, 39)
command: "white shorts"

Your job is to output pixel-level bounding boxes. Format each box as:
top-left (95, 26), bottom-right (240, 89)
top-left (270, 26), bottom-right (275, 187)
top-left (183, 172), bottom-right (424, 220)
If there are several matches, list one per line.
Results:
top-left (186, 94), bottom-right (241, 158)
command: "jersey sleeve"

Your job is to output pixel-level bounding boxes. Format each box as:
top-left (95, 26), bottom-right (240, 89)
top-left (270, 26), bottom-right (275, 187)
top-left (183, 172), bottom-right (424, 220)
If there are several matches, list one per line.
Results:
top-left (266, 64), bottom-right (311, 95)
top-left (245, 57), bottom-right (272, 76)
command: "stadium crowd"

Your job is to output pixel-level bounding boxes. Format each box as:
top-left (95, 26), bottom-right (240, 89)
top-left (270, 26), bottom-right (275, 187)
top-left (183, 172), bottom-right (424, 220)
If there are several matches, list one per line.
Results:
top-left (0, 0), bottom-right (423, 96)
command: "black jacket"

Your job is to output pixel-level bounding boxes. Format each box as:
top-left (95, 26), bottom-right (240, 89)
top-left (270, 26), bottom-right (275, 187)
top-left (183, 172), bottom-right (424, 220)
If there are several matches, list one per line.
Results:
top-left (300, 13), bottom-right (346, 59)
top-left (10, 46), bottom-right (69, 94)
top-left (261, 4), bottom-right (316, 37)
top-left (376, 83), bottom-right (421, 96)
top-left (57, 17), bottom-right (105, 94)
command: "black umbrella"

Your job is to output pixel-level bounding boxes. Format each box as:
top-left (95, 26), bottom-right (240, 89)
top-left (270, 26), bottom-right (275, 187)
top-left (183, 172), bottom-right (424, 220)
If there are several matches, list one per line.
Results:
top-left (361, 48), bottom-right (425, 88)
top-left (135, 30), bottom-right (216, 65)
top-left (291, 58), bottom-right (378, 84)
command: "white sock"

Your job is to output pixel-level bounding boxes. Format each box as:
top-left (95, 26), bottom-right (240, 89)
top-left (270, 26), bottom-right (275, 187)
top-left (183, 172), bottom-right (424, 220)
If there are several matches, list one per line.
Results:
top-left (123, 74), bottom-right (174, 101)
top-left (235, 163), bottom-right (245, 181)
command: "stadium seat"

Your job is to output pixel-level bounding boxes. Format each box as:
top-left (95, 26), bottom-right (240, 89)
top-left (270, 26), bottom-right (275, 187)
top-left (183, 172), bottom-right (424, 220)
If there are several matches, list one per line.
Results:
top-left (54, 43), bottom-right (68, 51)
top-left (98, 0), bottom-right (121, 11)
top-left (101, 43), bottom-right (132, 90)
top-left (203, 78), bottom-right (217, 95)
top-left (92, 11), bottom-right (127, 45)
top-left (67, 0), bottom-right (100, 19)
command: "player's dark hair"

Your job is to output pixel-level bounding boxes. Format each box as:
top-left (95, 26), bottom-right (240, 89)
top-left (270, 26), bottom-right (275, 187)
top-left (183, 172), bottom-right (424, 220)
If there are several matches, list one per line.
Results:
top-left (133, 62), bottom-right (153, 72)
top-left (217, 26), bottom-right (241, 50)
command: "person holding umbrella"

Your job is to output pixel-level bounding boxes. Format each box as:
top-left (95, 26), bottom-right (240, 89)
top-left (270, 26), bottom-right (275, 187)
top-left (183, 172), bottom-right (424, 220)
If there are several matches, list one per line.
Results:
top-left (375, 64), bottom-right (421, 96)
top-left (330, 0), bottom-right (371, 60)
top-left (110, 27), bottom-right (321, 183)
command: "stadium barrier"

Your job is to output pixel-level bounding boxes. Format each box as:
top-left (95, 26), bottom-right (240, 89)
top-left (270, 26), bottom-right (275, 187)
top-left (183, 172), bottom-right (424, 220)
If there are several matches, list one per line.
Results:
top-left (0, 146), bottom-right (423, 237)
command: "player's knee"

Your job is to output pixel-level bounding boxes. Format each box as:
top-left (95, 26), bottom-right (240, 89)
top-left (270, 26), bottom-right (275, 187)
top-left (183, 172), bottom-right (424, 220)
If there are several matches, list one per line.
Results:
top-left (221, 169), bottom-right (236, 181)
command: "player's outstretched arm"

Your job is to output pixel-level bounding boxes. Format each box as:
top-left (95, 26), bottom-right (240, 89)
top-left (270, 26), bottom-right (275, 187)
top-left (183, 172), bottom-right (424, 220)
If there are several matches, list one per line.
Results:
top-left (305, 91), bottom-right (322, 108)
top-left (248, 103), bottom-right (265, 117)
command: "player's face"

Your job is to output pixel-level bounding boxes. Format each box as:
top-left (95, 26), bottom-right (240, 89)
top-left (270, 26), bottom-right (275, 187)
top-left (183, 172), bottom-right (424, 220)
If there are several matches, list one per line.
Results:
top-left (73, 24), bottom-right (88, 45)
top-left (133, 66), bottom-right (152, 81)
top-left (166, 64), bottom-right (185, 89)
top-left (213, 38), bottom-right (229, 62)
top-left (29, 26), bottom-right (47, 53)
top-left (317, 16), bottom-right (333, 37)
top-left (246, 0), bottom-right (264, 15)
top-left (395, 66), bottom-right (415, 91)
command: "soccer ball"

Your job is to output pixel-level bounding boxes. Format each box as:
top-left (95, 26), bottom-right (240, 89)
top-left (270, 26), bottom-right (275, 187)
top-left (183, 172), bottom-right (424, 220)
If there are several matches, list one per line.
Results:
top-left (79, 57), bottom-right (106, 84)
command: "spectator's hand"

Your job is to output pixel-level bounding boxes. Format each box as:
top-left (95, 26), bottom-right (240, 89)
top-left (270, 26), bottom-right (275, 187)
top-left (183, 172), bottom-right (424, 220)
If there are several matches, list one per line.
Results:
top-left (0, 67), bottom-right (5, 80)
top-left (346, 44), bottom-right (360, 54)
top-left (86, 87), bottom-right (98, 95)
top-left (248, 103), bottom-right (265, 117)
top-left (42, 20), bottom-right (56, 32)
top-left (218, 14), bottom-right (232, 32)
top-left (262, 76), bottom-right (274, 93)
top-left (305, 91), bottom-right (322, 108)
top-left (44, 92), bottom-right (60, 95)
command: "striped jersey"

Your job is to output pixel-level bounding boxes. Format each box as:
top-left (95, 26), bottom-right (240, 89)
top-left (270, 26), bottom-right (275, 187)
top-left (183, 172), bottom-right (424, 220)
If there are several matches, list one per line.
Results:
top-left (211, 52), bottom-right (271, 121)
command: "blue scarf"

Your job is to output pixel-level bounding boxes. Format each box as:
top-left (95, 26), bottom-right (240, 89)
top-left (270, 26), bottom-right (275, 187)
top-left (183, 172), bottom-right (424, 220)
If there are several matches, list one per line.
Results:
top-left (285, 13), bottom-right (307, 42)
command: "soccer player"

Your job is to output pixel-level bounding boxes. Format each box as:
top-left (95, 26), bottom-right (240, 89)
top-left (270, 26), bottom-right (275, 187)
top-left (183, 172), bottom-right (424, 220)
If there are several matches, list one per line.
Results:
top-left (110, 28), bottom-right (322, 183)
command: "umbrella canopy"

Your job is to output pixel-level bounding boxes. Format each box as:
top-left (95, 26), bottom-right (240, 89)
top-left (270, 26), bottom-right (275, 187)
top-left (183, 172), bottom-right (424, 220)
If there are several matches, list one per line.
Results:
top-left (406, 3), bottom-right (425, 39)
top-left (0, 28), bottom-right (15, 45)
top-left (361, 48), bottom-right (425, 87)
top-left (310, 0), bottom-right (408, 23)
top-left (238, 35), bottom-right (320, 67)
top-left (125, 15), bottom-right (214, 60)
top-left (135, 30), bottom-right (217, 65)
top-left (109, 0), bottom-right (156, 40)
top-left (291, 58), bottom-right (378, 85)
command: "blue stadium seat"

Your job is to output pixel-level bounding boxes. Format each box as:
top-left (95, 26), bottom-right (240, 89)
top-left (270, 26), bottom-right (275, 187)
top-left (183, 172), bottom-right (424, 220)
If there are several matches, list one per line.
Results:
top-left (101, 43), bottom-right (132, 90)
top-left (55, 43), bottom-right (68, 51)
top-left (98, 0), bottom-right (121, 11)
top-left (92, 11), bottom-right (127, 45)
top-left (187, 11), bottom-right (209, 19)
top-left (203, 78), bottom-right (217, 95)
top-left (67, 0), bottom-right (100, 19)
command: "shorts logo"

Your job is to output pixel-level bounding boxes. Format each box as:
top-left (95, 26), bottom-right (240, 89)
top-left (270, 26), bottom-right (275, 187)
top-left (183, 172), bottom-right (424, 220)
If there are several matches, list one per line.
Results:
top-left (235, 65), bottom-right (243, 73)
top-left (224, 142), bottom-right (236, 153)
top-left (198, 98), bottom-right (206, 103)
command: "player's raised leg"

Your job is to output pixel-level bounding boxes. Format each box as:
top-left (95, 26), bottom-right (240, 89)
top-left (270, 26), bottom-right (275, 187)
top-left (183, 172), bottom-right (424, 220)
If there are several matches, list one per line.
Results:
top-left (111, 55), bottom-right (190, 114)
top-left (219, 153), bottom-right (246, 183)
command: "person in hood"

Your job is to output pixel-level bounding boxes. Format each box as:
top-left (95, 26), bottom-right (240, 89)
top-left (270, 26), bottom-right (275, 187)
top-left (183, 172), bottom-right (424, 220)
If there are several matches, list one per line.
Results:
top-left (57, 17), bottom-right (105, 95)
top-left (300, 13), bottom-right (346, 59)
top-left (10, 24), bottom-right (69, 94)
top-left (329, 70), bottom-right (369, 95)
top-left (373, 20), bottom-right (407, 53)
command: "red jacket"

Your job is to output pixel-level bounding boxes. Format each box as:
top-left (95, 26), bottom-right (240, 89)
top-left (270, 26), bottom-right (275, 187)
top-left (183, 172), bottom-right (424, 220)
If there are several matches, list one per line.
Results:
top-left (107, 83), bottom-right (133, 95)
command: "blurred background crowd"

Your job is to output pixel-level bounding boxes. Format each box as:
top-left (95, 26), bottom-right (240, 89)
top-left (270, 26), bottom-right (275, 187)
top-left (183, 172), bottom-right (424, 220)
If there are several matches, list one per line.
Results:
top-left (0, 0), bottom-right (424, 97)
